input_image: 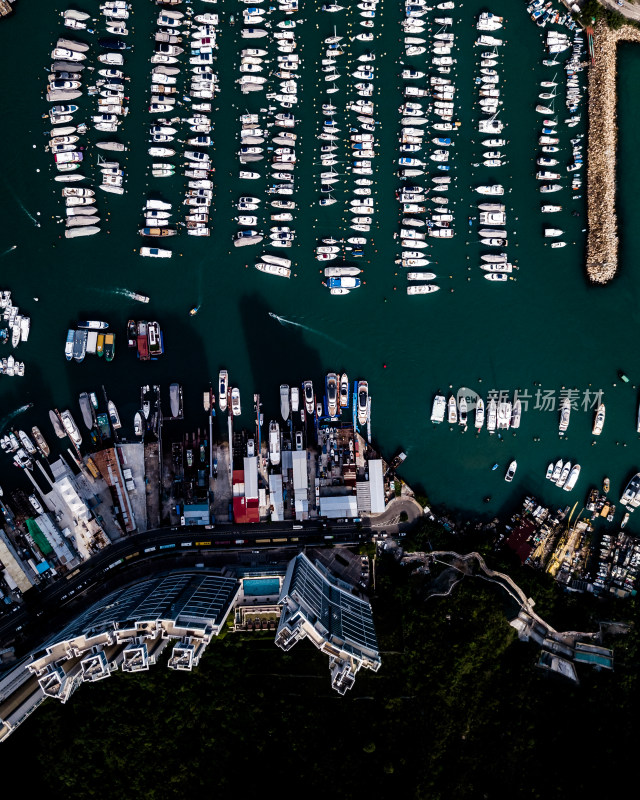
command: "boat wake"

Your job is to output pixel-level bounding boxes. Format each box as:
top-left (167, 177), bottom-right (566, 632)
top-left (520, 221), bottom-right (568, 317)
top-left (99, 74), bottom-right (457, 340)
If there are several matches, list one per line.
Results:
top-left (0, 245), bottom-right (17, 259)
top-left (13, 194), bottom-right (39, 227)
top-left (268, 312), bottom-right (346, 347)
top-left (0, 403), bottom-right (33, 434)
top-left (112, 288), bottom-right (148, 303)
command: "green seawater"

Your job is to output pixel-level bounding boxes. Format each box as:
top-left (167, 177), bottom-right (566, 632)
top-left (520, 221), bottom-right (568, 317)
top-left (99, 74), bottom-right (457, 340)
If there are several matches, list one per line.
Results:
top-left (0, 1), bottom-right (638, 520)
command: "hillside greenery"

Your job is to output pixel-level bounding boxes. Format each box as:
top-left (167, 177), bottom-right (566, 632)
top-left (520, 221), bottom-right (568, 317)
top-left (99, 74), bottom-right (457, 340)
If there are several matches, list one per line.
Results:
top-left (5, 524), bottom-right (640, 799)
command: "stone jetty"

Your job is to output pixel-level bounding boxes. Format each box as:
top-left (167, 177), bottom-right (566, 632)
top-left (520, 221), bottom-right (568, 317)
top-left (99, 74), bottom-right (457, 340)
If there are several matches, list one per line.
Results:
top-left (587, 22), bottom-right (640, 284)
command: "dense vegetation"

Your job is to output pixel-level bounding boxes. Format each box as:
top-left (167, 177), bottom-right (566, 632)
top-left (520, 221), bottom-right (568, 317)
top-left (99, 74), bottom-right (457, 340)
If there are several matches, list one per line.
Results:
top-left (580, 0), bottom-right (628, 30)
top-left (6, 523), bottom-right (640, 799)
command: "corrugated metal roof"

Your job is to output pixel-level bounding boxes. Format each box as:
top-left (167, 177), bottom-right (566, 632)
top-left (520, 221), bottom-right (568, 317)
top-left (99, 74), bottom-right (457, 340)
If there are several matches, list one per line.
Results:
top-left (269, 474), bottom-right (284, 522)
top-left (243, 456), bottom-right (259, 499)
top-left (319, 495), bottom-right (358, 519)
top-left (368, 459), bottom-right (386, 513)
top-left (291, 450), bottom-right (308, 491)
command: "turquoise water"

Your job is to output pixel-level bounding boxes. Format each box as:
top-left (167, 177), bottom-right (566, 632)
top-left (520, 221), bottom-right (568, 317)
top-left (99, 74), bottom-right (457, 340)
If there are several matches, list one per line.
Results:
top-left (0, 2), bottom-right (639, 522)
top-left (243, 578), bottom-right (281, 596)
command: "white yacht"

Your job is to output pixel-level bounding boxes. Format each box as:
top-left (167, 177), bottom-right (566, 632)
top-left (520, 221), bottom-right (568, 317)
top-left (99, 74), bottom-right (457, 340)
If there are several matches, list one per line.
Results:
top-left (303, 381), bottom-right (314, 414)
top-left (447, 395), bottom-right (457, 424)
top-left (558, 396), bottom-right (571, 434)
top-left (504, 460), bottom-right (517, 483)
top-left (475, 397), bottom-right (485, 430)
top-left (556, 461), bottom-right (571, 488)
top-left (218, 369), bottom-right (228, 412)
top-left (563, 464), bottom-right (581, 492)
top-left (487, 398), bottom-right (497, 433)
top-left (458, 396), bottom-right (467, 427)
top-left (430, 394), bottom-right (446, 423)
top-left (231, 387), bottom-right (241, 416)
top-left (60, 410), bottom-right (82, 446)
top-left (269, 421), bottom-right (281, 466)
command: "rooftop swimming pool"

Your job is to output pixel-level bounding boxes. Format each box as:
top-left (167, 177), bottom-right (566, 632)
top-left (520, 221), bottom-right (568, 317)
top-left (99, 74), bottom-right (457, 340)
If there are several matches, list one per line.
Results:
top-left (243, 578), bottom-right (281, 597)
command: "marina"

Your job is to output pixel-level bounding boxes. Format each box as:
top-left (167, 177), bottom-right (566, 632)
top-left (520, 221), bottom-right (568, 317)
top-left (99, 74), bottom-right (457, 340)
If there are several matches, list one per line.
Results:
top-left (1, 0), bottom-right (640, 518)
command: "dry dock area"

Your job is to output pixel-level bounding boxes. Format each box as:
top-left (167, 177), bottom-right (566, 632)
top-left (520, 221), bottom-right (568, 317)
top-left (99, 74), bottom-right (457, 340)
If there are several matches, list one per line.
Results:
top-left (587, 21), bottom-right (640, 283)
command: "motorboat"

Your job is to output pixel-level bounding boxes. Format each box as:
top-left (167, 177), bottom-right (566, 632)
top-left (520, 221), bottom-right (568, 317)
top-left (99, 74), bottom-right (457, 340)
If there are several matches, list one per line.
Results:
top-left (458, 396), bottom-right (467, 427)
top-left (280, 384), bottom-right (290, 420)
top-left (592, 403), bottom-right (605, 436)
top-left (60, 410), bottom-right (82, 446)
top-left (556, 461), bottom-right (571, 488)
top-left (486, 398), bottom-right (497, 433)
top-left (326, 373), bottom-right (338, 417)
top-left (558, 396), bottom-right (570, 434)
top-left (357, 380), bottom-right (368, 426)
top-left (551, 459), bottom-right (563, 482)
top-left (431, 394), bottom-right (446, 423)
top-left (505, 461), bottom-right (517, 483)
top-left (563, 464), bottom-right (581, 492)
top-left (269, 421), bottom-right (281, 465)
top-left (303, 380), bottom-right (314, 414)
top-left (511, 399), bottom-right (521, 429)
top-left (231, 387), bottom-right (241, 416)
top-left (218, 369), bottom-right (228, 412)
top-left (474, 397), bottom-right (485, 430)
top-left (447, 395), bottom-right (457, 424)
top-left (340, 373), bottom-right (349, 408)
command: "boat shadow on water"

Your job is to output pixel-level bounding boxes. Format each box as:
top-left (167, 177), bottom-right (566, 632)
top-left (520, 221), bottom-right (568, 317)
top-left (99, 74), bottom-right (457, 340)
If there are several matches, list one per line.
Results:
top-left (239, 292), bottom-right (326, 420)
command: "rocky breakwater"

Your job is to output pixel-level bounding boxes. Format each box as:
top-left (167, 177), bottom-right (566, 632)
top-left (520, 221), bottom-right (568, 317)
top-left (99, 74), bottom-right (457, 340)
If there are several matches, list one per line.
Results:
top-left (587, 22), bottom-right (640, 284)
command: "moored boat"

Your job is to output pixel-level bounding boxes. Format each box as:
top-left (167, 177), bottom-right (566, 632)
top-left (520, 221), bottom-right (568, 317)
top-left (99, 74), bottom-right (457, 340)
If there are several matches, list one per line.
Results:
top-left (219, 369), bottom-right (228, 411)
top-left (592, 403), bottom-right (605, 436)
top-left (505, 460), bottom-right (517, 483)
top-left (431, 394), bottom-right (446, 423)
top-left (357, 380), bottom-right (369, 426)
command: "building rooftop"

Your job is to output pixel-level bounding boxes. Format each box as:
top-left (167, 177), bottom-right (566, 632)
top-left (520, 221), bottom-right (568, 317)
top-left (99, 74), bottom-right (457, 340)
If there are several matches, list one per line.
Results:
top-left (276, 553), bottom-right (380, 693)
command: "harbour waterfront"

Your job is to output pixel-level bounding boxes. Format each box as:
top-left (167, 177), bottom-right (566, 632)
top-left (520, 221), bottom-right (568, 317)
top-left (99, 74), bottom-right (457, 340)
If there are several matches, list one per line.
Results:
top-left (1, 1), bottom-right (640, 521)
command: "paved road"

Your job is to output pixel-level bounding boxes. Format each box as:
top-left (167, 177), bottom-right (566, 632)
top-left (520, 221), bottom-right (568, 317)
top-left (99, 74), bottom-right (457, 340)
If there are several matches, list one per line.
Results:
top-left (367, 496), bottom-right (424, 532)
top-left (0, 521), bottom-right (364, 651)
top-left (599, 0), bottom-right (640, 21)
